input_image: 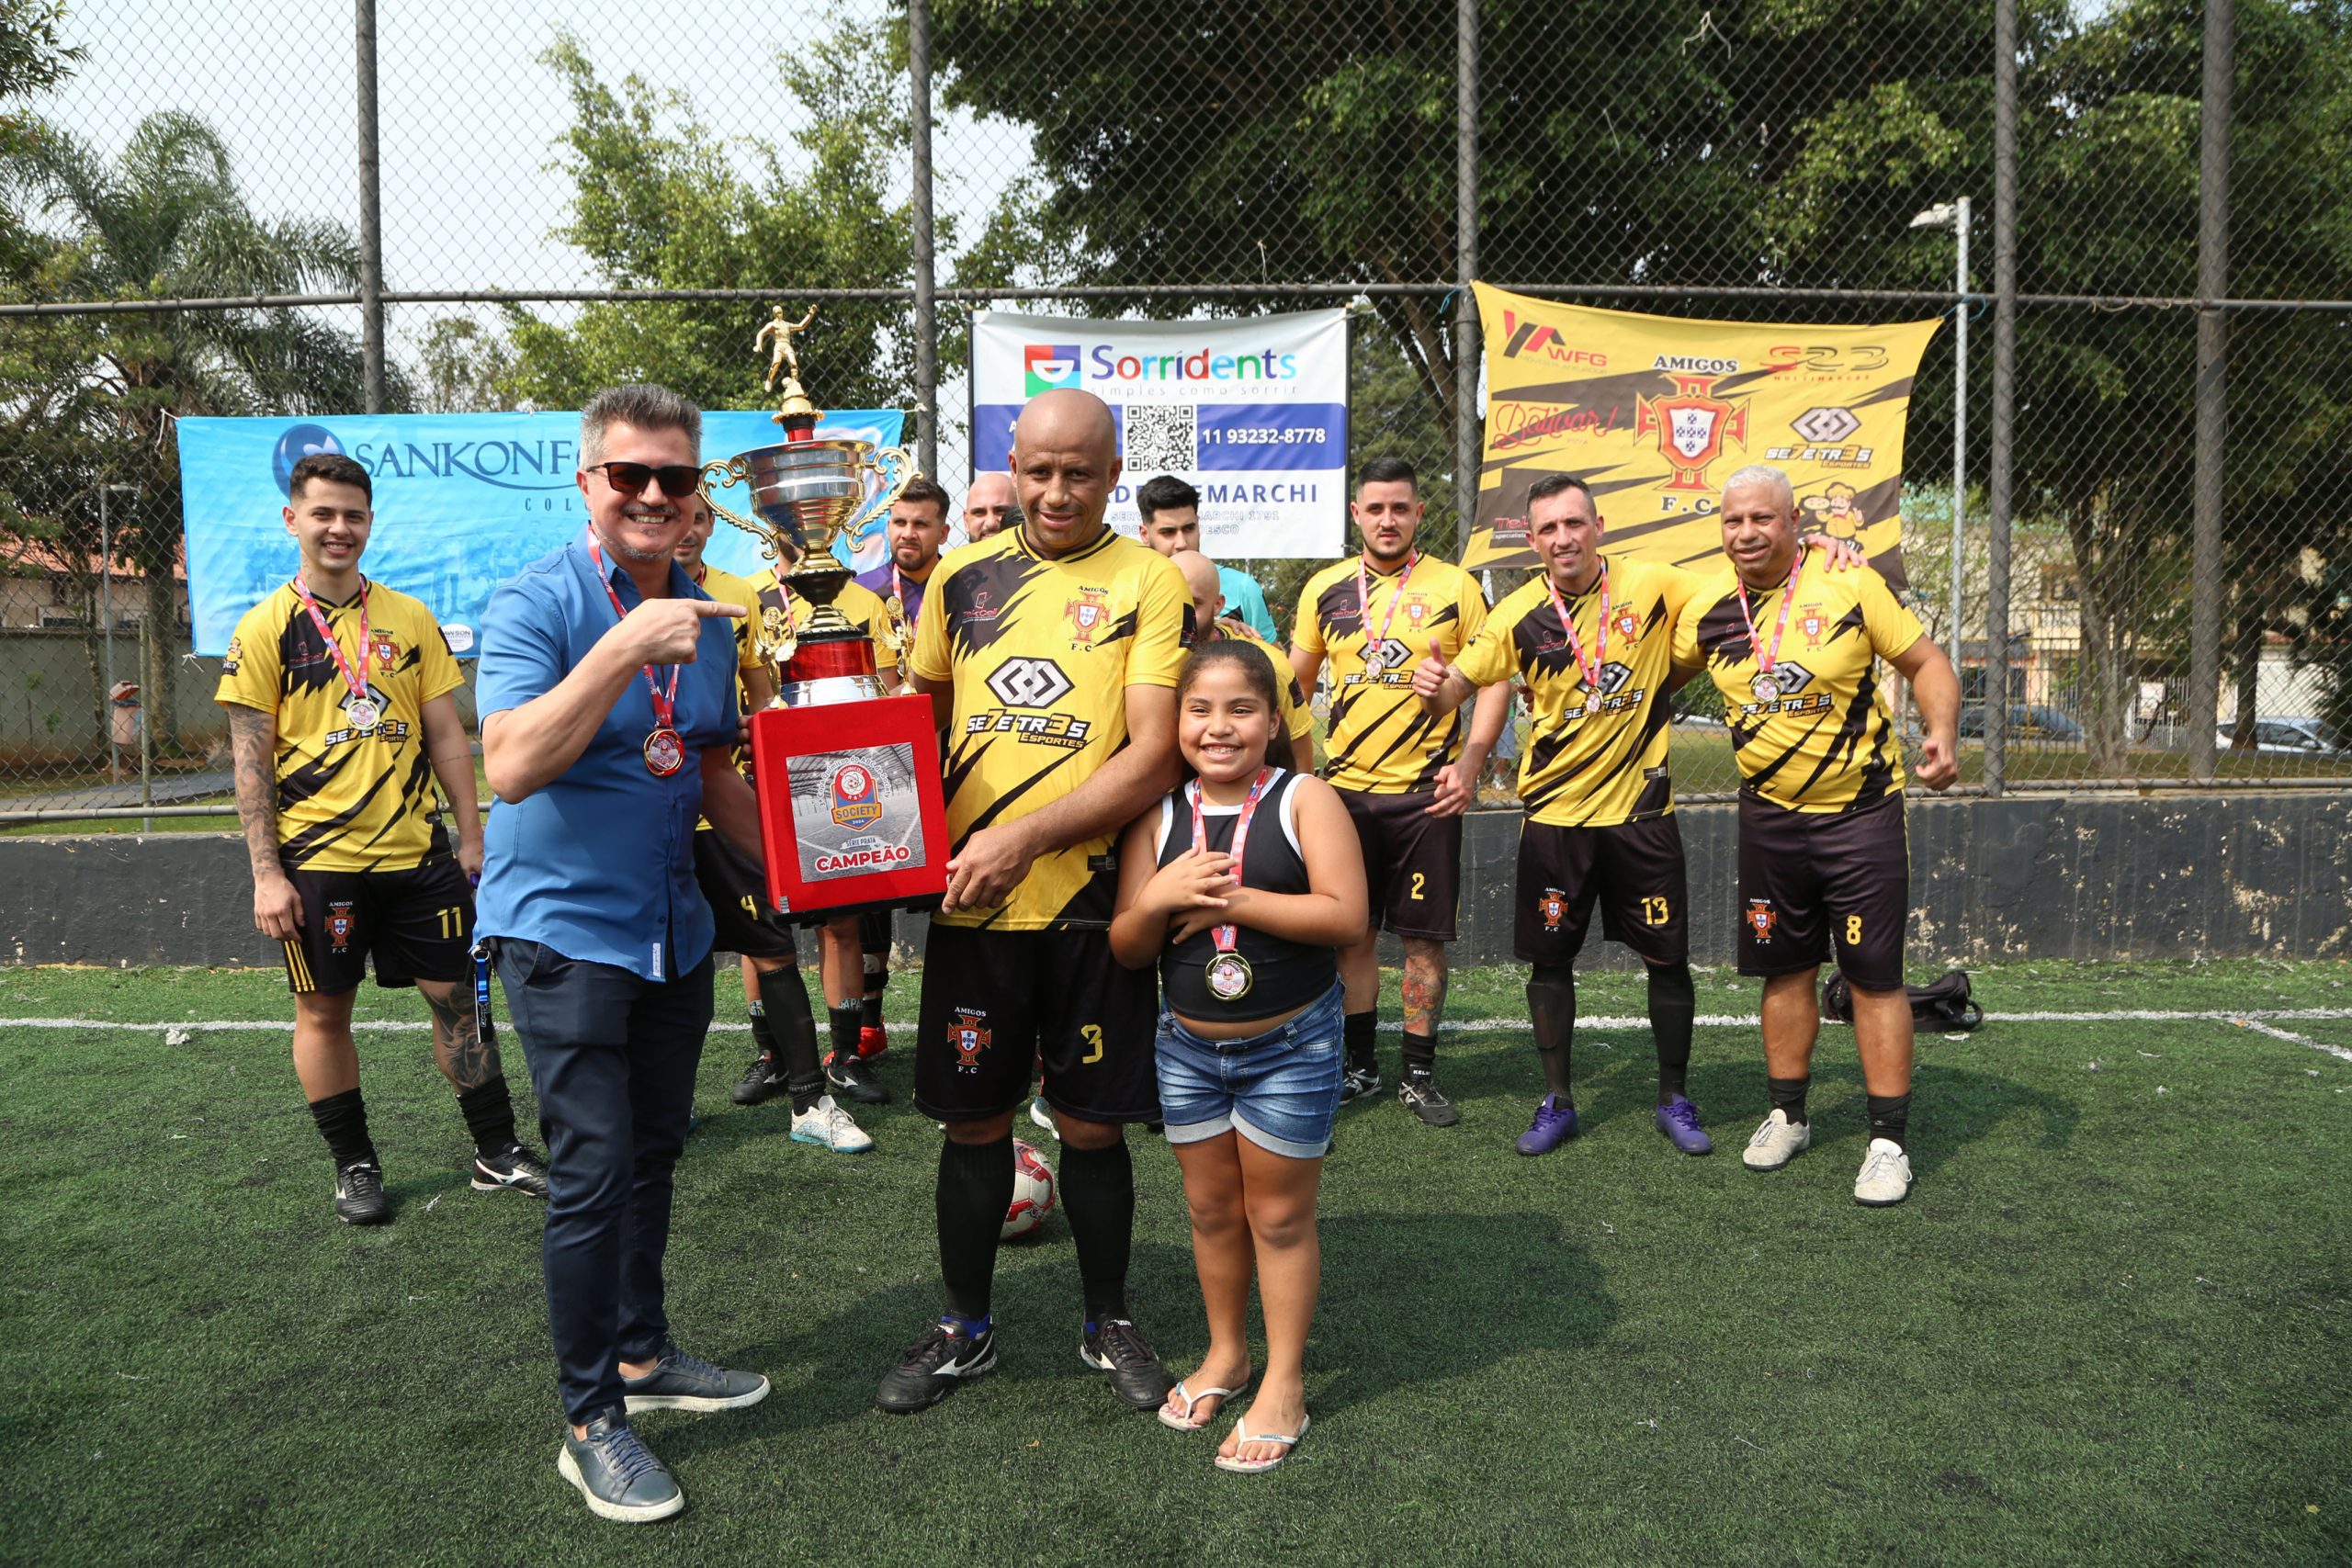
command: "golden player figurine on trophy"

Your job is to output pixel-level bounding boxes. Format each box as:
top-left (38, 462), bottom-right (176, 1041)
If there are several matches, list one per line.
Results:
top-left (699, 307), bottom-right (948, 919)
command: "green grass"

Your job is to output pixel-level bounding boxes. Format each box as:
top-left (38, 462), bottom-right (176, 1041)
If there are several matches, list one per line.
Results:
top-left (4, 960), bottom-right (2349, 1566)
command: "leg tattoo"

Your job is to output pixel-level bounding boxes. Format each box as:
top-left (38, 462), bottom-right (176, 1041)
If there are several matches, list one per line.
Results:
top-left (424, 984), bottom-right (501, 1091)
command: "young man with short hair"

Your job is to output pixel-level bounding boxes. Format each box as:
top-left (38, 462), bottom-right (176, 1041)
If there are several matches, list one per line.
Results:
top-left (218, 453), bottom-right (547, 1225)
top-left (1136, 473), bottom-right (1278, 641)
top-left (1288, 458), bottom-right (1507, 1125)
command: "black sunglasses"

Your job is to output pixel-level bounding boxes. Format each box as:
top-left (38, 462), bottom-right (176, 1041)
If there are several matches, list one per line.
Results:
top-left (586, 461), bottom-right (701, 498)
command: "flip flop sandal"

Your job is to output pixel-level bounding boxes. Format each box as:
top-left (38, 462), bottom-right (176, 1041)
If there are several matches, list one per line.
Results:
top-left (1157, 1375), bottom-right (1253, 1432)
top-left (1214, 1412), bottom-right (1310, 1473)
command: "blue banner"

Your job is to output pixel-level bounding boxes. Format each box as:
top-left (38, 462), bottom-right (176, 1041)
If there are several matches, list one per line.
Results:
top-left (179, 409), bottom-right (907, 656)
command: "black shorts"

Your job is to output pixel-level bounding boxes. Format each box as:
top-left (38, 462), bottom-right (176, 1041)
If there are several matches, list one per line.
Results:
top-left (279, 855), bottom-right (471, 995)
top-left (1336, 787), bottom-right (1462, 942)
top-left (1736, 791), bottom-right (1909, 990)
top-left (914, 924), bottom-right (1159, 1125)
top-left (858, 909), bottom-right (892, 960)
top-left (694, 829), bottom-right (800, 963)
top-left (1515, 815), bottom-right (1690, 967)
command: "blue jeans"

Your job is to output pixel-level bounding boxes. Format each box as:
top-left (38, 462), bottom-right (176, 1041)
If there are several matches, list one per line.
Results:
top-left (1154, 981), bottom-right (1345, 1159)
top-left (496, 940), bottom-right (712, 1425)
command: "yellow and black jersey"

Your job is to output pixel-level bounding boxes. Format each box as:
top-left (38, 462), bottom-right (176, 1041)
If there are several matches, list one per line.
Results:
top-left (215, 579), bottom-right (462, 873)
top-left (1206, 622), bottom-right (1315, 750)
top-left (1293, 554), bottom-right (1488, 795)
top-left (696, 563), bottom-right (770, 691)
top-left (747, 570), bottom-right (904, 684)
top-left (1671, 558), bottom-right (1924, 814)
top-left (1455, 558), bottom-right (1703, 828)
top-left (909, 525), bottom-right (1190, 931)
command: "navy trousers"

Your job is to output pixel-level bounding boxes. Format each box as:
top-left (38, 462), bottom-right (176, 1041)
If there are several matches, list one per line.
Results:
top-left (496, 940), bottom-right (713, 1425)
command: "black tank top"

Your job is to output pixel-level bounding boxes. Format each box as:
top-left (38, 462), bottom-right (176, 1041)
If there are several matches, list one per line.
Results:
top-left (1156, 770), bottom-right (1338, 1022)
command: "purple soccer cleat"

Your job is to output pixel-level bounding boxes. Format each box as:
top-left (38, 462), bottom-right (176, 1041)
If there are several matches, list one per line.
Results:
top-left (1515, 1094), bottom-right (1579, 1156)
top-left (1655, 1094), bottom-right (1713, 1155)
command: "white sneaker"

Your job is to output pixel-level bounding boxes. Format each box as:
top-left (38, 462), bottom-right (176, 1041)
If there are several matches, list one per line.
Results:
top-left (790, 1094), bottom-right (875, 1154)
top-left (1853, 1138), bottom-right (1913, 1206)
top-left (1741, 1108), bottom-right (1812, 1170)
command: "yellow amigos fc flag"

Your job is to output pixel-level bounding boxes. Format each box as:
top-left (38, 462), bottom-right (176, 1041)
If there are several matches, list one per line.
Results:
top-left (1464, 286), bottom-right (1942, 587)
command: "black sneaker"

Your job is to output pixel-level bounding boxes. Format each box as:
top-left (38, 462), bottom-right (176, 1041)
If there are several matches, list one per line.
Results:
top-left (334, 1159), bottom-right (389, 1225)
top-left (472, 1142), bottom-right (550, 1198)
top-left (1397, 1074), bottom-right (1461, 1127)
top-left (1080, 1318), bottom-right (1175, 1412)
top-left (876, 1318), bottom-right (997, 1415)
top-left (1340, 1063), bottom-right (1382, 1104)
top-left (557, 1410), bottom-right (683, 1524)
top-left (732, 1050), bottom-right (787, 1106)
top-left (825, 1053), bottom-right (889, 1106)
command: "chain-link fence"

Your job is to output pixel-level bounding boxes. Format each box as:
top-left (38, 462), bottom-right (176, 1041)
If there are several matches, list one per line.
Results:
top-left (4, 0), bottom-right (2348, 818)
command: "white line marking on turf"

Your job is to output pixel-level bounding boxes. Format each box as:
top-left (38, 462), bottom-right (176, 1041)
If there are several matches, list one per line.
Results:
top-left (2226, 1016), bottom-right (2352, 1064)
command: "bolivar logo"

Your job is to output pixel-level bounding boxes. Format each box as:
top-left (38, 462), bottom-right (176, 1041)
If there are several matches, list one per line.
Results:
top-left (1025, 344), bottom-right (1081, 396)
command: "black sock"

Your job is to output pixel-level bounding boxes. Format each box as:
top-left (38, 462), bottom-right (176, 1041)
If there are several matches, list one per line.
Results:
top-left (1527, 963), bottom-right (1576, 1103)
top-left (1402, 1031), bottom-right (1436, 1079)
top-left (747, 997), bottom-right (779, 1059)
top-left (1866, 1092), bottom-right (1912, 1148)
top-left (1646, 961), bottom-right (1697, 1103)
top-left (755, 966), bottom-right (824, 1113)
top-left (1057, 1138), bottom-right (1136, 1325)
top-left (827, 1001), bottom-right (864, 1065)
top-left (455, 1077), bottom-right (519, 1157)
top-left (1343, 1010), bottom-right (1376, 1073)
top-left (1768, 1075), bottom-right (1811, 1125)
top-left (937, 1134), bottom-right (1014, 1320)
top-left (308, 1087), bottom-right (377, 1169)
top-left (861, 950), bottom-right (888, 1032)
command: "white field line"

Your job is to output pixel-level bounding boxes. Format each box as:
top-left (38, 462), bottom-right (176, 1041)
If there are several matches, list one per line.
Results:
top-left (6, 1003), bottom-right (2349, 1059)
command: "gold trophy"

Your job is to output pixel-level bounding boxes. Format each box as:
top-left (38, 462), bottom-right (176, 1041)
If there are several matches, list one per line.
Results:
top-left (697, 308), bottom-right (944, 920)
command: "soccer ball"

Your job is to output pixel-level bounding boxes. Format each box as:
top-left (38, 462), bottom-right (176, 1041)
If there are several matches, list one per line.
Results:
top-left (1001, 1138), bottom-right (1057, 1240)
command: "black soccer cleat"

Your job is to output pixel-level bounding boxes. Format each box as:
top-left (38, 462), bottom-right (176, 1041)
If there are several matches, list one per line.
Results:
top-left (1080, 1318), bottom-right (1175, 1412)
top-left (825, 1053), bottom-right (890, 1106)
top-left (732, 1050), bottom-right (788, 1106)
top-left (1339, 1063), bottom-right (1383, 1104)
top-left (1397, 1074), bottom-right (1461, 1127)
top-left (334, 1159), bottom-right (390, 1225)
top-left (876, 1318), bottom-right (998, 1415)
top-left (472, 1142), bottom-right (550, 1199)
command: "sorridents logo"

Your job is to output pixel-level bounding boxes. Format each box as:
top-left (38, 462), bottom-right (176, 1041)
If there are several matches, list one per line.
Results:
top-left (272, 423), bottom-right (346, 497)
top-left (1634, 373), bottom-right (1750, 491)
top-left (1025, 344), bottom-right (1081, 396)
top-left (830, 762), bottom-right (885, 831)
top-left (1079, 344), bottom-right (1301, 385)
top-left (986, 657), bottom-right (1074, 709)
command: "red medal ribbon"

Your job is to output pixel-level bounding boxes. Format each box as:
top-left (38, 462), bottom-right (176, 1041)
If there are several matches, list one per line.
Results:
top-left (1736, 555), bottom-right (1805, 684)
top-left (1354, 550), bottom-right (1419, 671)
top-left (1188, 767), bottom-right (1272, 956)
top-left (585, 534), bottom-right (683, 735)
top-left (289, 573), bottom-right (375, 705)
top-left (1543, 560), bottom-right (1611, 692)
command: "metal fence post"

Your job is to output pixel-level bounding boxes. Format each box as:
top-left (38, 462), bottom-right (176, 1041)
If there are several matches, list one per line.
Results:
top-left (2188, 0), bottom-right (2233, 779)
top-left (1453, 0), bottom-right (1479, 558)
top-left (1985, 0), bottom-right (2018, 796)
top-left (1951, 196), bottom-right (1969, 654)
top-left (909, 0), bottom-right (939, 478)
top-left (356, 0), bottom-right (385, 415)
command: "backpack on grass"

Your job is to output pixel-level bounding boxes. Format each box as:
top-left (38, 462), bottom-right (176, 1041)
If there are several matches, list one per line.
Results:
top-left (1822, 969), bottom-right (1984, 1032)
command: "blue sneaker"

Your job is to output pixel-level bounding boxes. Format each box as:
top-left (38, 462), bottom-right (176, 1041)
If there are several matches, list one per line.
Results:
top-left (1514, 1094), bottom-right (1579, 1156)
top-left (1655, 1094), bottom-right (1713, 1155)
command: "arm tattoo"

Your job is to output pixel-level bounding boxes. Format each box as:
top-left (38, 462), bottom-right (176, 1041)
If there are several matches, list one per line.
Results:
top-left (424, 983), bottom-right (502, 1090)
top-left (226, 706), bottom-right (282, 881)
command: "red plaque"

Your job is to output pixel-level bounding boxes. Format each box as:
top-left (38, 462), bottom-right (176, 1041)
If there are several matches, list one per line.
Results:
top-left (750, 693), bottom-right (948, 921)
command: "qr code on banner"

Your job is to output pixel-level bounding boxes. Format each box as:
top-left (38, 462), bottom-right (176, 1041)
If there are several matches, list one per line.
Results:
top-left (1125, 404), bottom-right (1197, 473)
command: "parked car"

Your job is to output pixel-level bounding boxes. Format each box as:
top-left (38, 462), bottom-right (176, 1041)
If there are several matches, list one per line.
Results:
top-left (1958, 704), bottom-right (2085, 742)
top-left (2215, 716), bottom-right (2348, 758)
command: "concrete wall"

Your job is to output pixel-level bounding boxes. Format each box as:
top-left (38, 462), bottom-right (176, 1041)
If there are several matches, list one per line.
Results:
top-left (8, 792), bottom-right (2347, 971)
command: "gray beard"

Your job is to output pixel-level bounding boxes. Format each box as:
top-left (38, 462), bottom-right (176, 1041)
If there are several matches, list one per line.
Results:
top-left (594, 521), bottom-right (669, 565)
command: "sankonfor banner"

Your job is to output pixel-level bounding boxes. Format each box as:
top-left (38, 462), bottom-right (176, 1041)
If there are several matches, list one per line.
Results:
top-left (1463, 287), bottom-right (1941, 587)
top-left (971, 309), bottom-right (1349, 559)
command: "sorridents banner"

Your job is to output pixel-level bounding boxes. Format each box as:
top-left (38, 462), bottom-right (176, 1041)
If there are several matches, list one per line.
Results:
top-left (970, 309), bottom-right (1349, 559)
top-left (1463, 287), bottom-right (1941, 587)
top-left (178, 409), bottom-right (905, 656)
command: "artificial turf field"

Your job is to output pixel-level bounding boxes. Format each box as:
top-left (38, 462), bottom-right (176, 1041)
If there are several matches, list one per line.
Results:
top-left (3, 959), bottom-right (2348, 1567)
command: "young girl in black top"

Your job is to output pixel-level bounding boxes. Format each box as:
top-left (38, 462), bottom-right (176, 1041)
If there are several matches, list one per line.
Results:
top-left (1109, 638), bottom-right (1367, 1472)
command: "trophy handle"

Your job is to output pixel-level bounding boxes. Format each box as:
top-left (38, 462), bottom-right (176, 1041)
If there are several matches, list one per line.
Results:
top-left (836, 446), bottom-right (916, 567)
top-left (698, 457), bottom-right (780, 562)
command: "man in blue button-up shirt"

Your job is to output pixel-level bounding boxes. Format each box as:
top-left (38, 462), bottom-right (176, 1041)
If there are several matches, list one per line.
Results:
top-left (475, 383), bottom-right (771, 1525)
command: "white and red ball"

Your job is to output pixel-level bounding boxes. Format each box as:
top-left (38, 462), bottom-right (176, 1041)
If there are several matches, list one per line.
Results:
top-left (1001, 1137), bottom-right (1057, 1239)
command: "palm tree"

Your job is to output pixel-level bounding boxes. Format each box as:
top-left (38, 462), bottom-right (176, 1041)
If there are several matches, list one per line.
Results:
top-left (5, 111), bottom-right (387, 740)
